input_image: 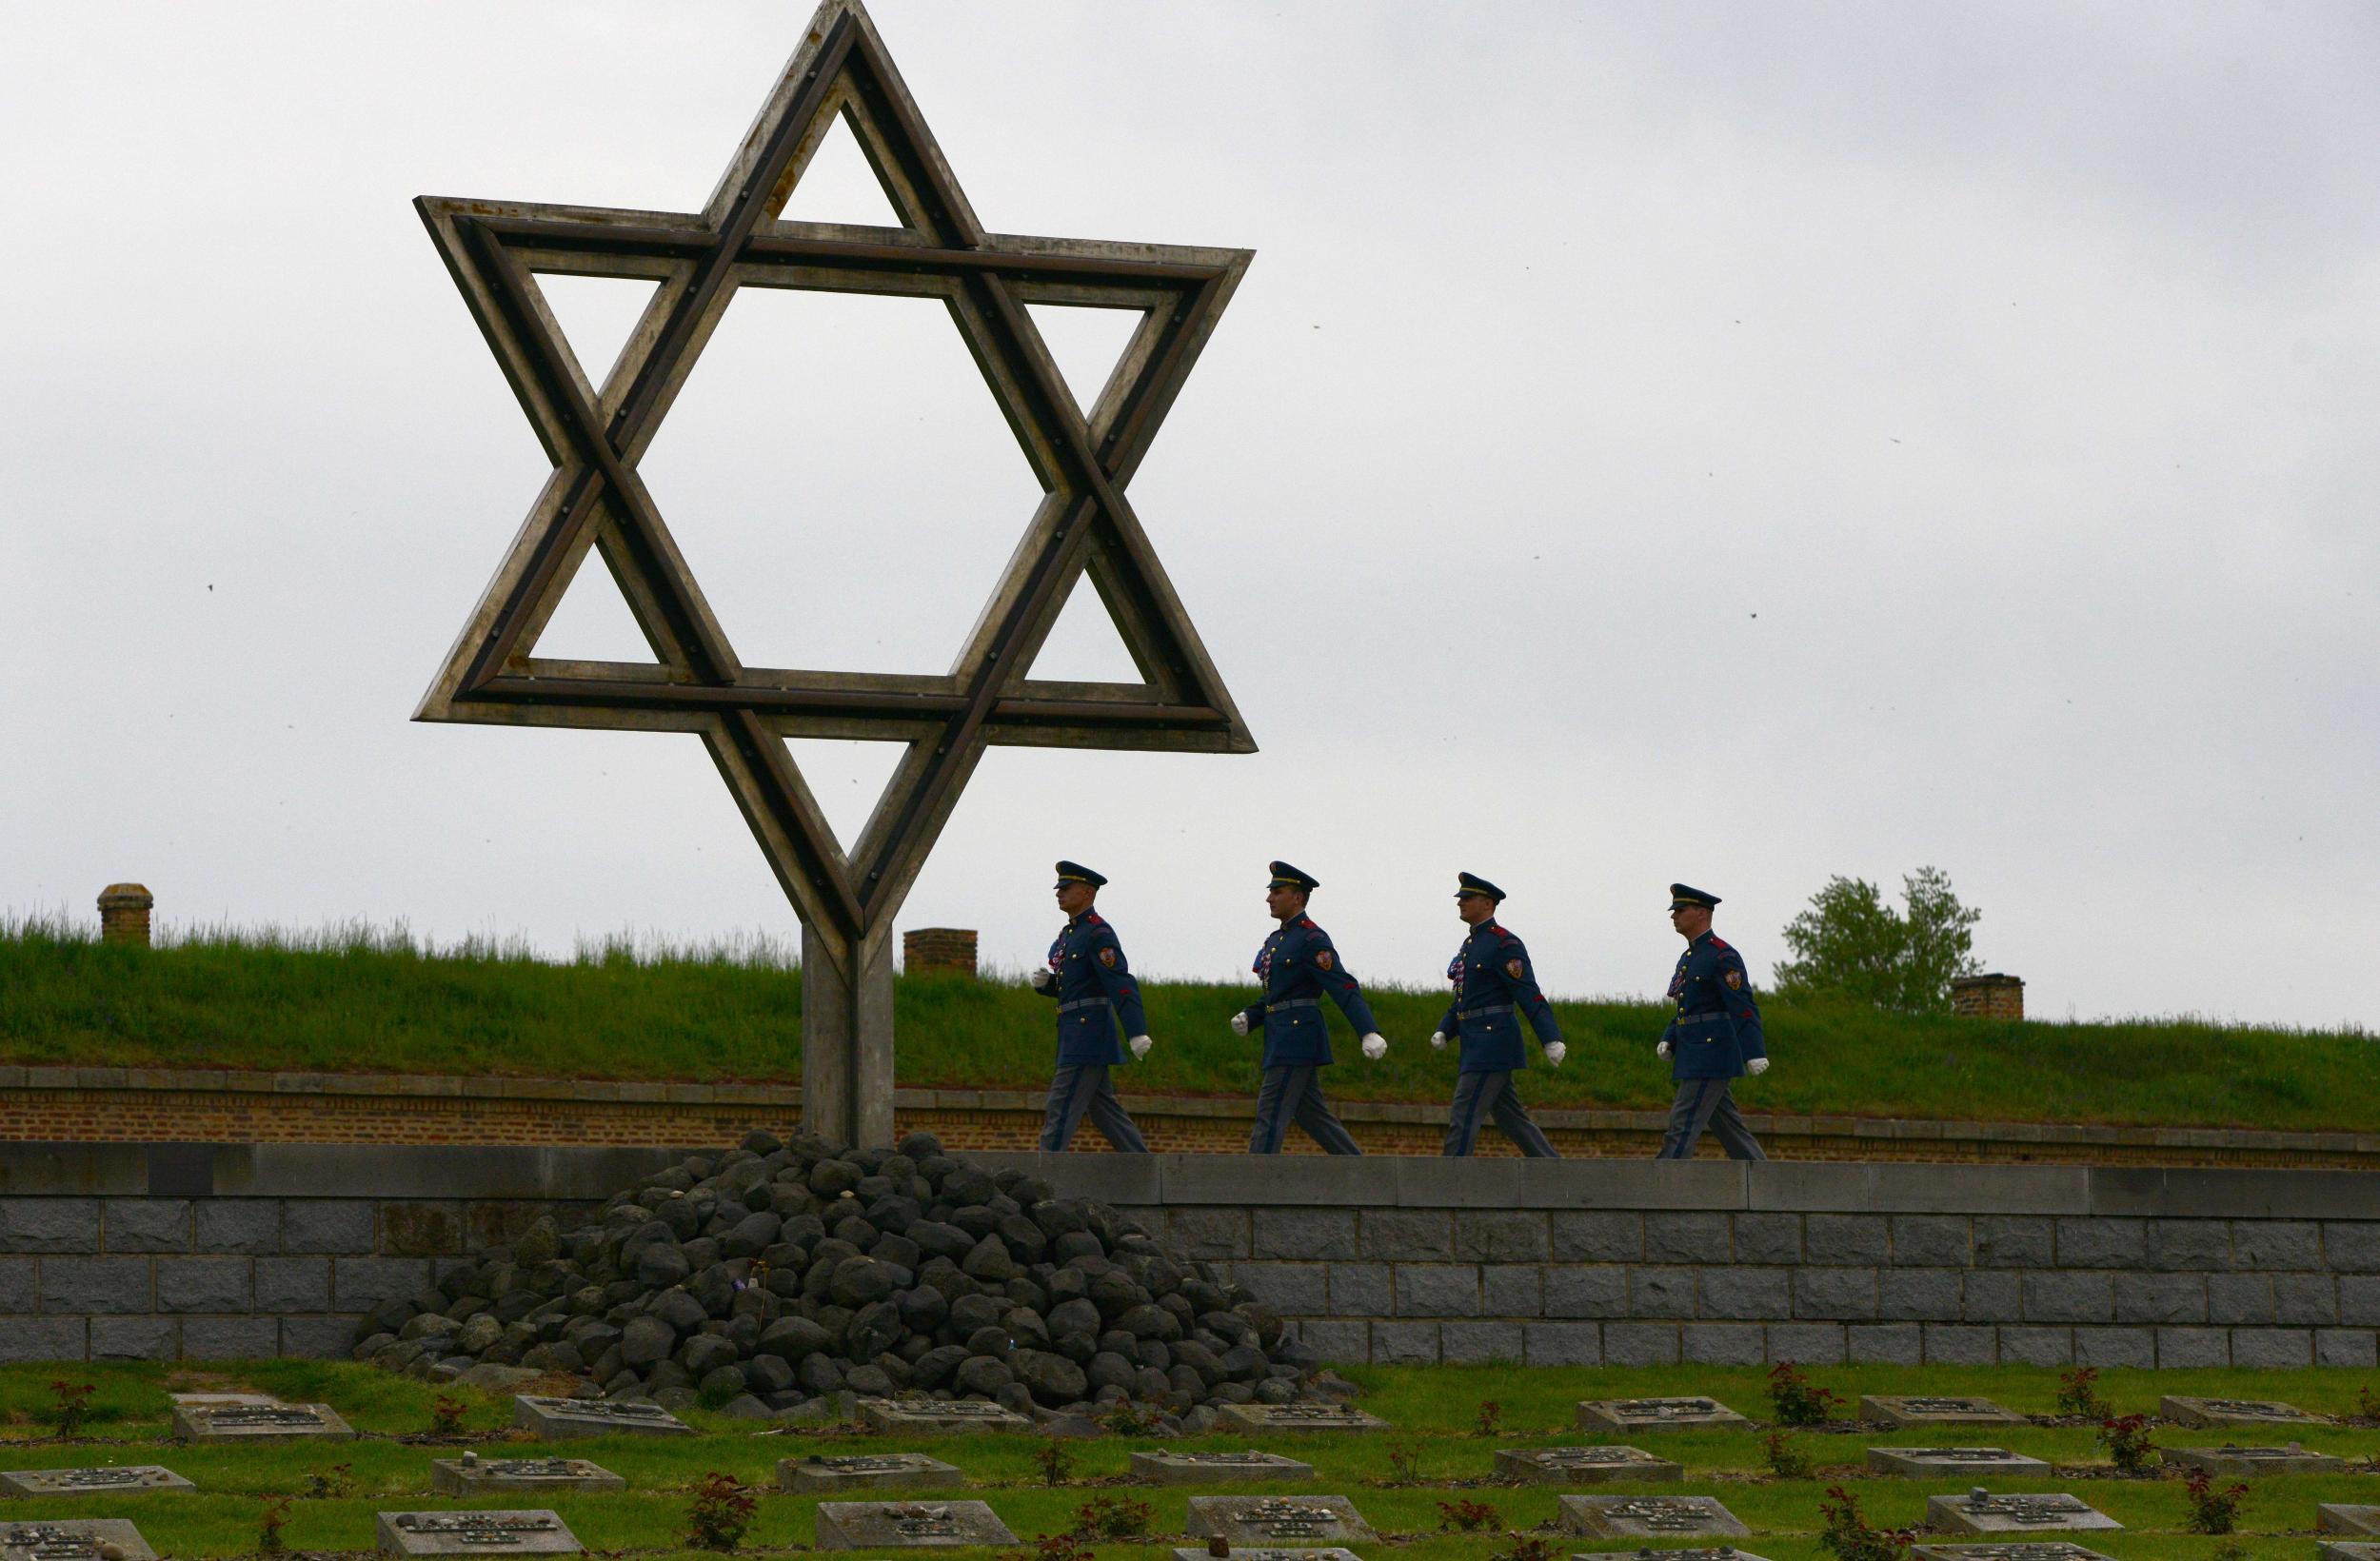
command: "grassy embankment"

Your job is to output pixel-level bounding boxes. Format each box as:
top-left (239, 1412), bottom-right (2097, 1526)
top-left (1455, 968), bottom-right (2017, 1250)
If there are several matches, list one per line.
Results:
top-left (2, 916), bottom-right (2371, 1131)
top-left (1, 1361), bottom-right (2376, 1557)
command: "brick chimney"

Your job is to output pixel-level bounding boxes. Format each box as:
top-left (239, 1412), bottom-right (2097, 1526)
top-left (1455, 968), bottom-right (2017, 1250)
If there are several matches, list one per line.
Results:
top-left (98, 883), bottom-right (155, 946)
top-left (902, 927), bottom-right (978, 978)
top-left (1951, 973), bottom-right (2023, 1020)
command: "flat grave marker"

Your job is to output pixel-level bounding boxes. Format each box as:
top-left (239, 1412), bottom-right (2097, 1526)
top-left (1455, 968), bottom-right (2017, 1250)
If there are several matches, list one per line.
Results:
top-left (429, 1455), bottom-right (625, 1496)
top-left (165, 1393), bottom-right (280, 1409)
top-left (2322, 1506), bottom-right (2380, 1537)
top-left (0, 1523), bottom-right (156, 1561)
top-left (1862, 1395), bottom-right (2023, 1429)
top-left (1576, 1397), bottom-right (1749, 1433)
top-left (2160, 1394), bottom-right (2322, 1429)
top-left (854, 1399), bottom-right (1030, 1435)
top-left (1495, 1446), bottom-right (1682, 1485)
top-left (1557, 1495), bottom-right (1751, 1539)
top-left (1910, 1546), bottom-right (2118, 1561)
top-left (1130, 1451), bottom-right (1314, 1486)
top-left (511, 1396), bottom-right (690, 1440)
top-left (2322, 1545), bottom-right (2380, 1561)
top-left (778, 1454), bottom-right (963, 1494)
top-left (375, 1511), bottom-right (582, 1556)
top-left (1869, 1448), bottom-right (2051, 1478)
top-left (1213, 1403), bottom-right (1389, 1433)
top-left (1569, 1551), bottom-right (1775, 1561)
top-left (2161, 1440), bottom-right (2347, 1477)
top-left (1184, 1496), bottom-right (1377, 1547)
top-left (1925, 1489), bottom-right (2120, 1536)
top-left (0, 1469), bottom-right (192, 1499)
top-left (811, 1500), bottom-right (1015, 1551)
top-left (1169, 1551), bottom-right (1361, 1561)
top-left (170, 1403), bottom-right (353, 1444)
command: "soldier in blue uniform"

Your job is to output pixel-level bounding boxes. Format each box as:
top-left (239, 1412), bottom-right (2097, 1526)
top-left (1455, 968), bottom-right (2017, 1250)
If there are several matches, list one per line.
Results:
top-left (1429, 872), bottom-right (1566, 1157)
top-left (1027, 861), bottom-right (1154, 1153)
top-left (1230, 861), bottom-right (1390, 1156)
top-left (1655, 883), bottom-right (1769, 1160)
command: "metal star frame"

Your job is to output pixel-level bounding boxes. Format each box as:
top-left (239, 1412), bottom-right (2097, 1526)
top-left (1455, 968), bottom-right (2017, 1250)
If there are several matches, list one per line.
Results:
top-left (414, 0), bottom-right (1254, 1144)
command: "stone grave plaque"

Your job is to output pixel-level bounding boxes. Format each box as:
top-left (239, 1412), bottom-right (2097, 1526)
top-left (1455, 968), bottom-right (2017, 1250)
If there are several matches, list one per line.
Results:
top-left (375, 1511), bottom-right (582, 1556)
top-left (1185, 1496), bottom-right (1376, 1546)
top-left (778, 1454), bottom-right (963, 1494)
top-left (1130, 1451), bottom-right (1315, 1486)
top-left (166, 1393), bottom-right (280, 1409)
top-left (1862, 1395), bottom-right (2023, 1429)
top-left (0, 1469), bottom-right (192, 1498)
top-left (2321, 1544), bottom-right (2380, 1561)
top-left (1494, 1445), bottom-right (1682, 1485)
top-left (429, 1455), bottom-right (625, 1496)
top-left (1868, 1448), bottom-right (2052, 1478)
top-left (1910, 1546), bottom-right (2118, 1561)
top-left (2161, 1440), bottom-right (2347, 1476)
top-left (1214, 1402), bottom-right (1389, 1433)
top-left (2323, 1506), bottom-right (2380, 1536)
top-left (511, 1395), bottom-right (690, 1440)
top-left (1925, 1489), bottom-right (2120, 1536)
top-left (1557, 1495), bottom-right (1750, 1539)
top-left (1169, 1551), bottom-right (1361, 1561)
top-left (853, 1398), bottom-right (1031, 1434)
top-left (171, 1403), bottom-right (354, 1443)
top-left (811, 1500), bottom-right (1015, 1551)
top-left (0, 1524), bottom-right (156, 1561)
top-left (2160, 1394), bottom-right (2322, 1429)
top-left (1575, 1397), bottom-right (1749, 1433)
top-left (1569, 1551), bottom-right (1776, 1561)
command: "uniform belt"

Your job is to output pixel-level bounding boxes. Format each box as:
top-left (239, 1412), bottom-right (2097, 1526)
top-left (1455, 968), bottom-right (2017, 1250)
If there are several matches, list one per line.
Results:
top-left (1676, 1011), bottom-right (1731, 1026)
top-left (1269, 998), bottom-right (1322, 1011)
top-left (1458, 1004), bottom-right (1513, 1019)
top-left (1057, 998), bottom-right (1113, 1015)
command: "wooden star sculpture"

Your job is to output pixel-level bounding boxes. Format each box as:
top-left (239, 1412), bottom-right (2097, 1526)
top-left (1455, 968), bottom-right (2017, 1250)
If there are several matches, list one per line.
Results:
top-left (414, 0), bottom-right (1253, 1143)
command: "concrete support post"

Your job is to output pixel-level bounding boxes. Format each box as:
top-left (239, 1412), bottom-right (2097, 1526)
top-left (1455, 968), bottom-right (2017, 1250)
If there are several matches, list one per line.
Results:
top-left (801, 927), bottom-right (897, 1149)
top-left (98, 883), bottom-right (154, 946)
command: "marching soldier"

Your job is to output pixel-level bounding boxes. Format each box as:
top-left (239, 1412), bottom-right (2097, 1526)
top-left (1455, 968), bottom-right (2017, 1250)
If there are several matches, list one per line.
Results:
top-left (1230, 861), bottom-right (1389, 1156)
top-left (1027, 861), bottom-right (1154, 1153)
top-left (1430, 872), bottom-right (1566, 1157)
top-left (1655, 883), bottom-right (1769, 1160)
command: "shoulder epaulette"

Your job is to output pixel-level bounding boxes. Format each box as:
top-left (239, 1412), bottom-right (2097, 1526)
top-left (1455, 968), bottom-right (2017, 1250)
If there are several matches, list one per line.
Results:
top-left (1708, 935), bottom-right (1732, 951)
top-left (1299, 917), bottom-right (1317, 930)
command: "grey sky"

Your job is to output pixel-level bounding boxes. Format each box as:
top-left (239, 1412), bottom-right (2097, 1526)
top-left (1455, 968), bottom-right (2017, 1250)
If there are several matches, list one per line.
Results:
top-left (4, 1), bottom-right (2373, 1028)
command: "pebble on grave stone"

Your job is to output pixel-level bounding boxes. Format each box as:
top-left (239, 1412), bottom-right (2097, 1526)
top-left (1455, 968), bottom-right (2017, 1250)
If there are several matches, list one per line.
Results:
top-left (810, 1500), bottom-right (1017, 1551)
top-left (1861, 1395), bottom-right (2024, 1429)
top-left (1184, 1495), bottom-right (1377, 1547)
top-left (1213, 1402), bottom-right (1390, 1434)
top-left (1556, 1495), bottom-right (1751, 1539)
top-left (375, 1511), bottom-right (582, 1557)
top-left (2159, 1440), bottom-right (2348, 1477)
top-left (853, 1398), bottom-right (1032, 1435)
top-left (2320, 1542), bottom-right (2380, 1561)
top-left (777, 1453), bottom-right (964, 1494)
top-left (0, 1522), bottom-right (158, 1561)
top-left (1924, 1488), bottom-right (2121, 1536)
top-left (170, 1403), bottom-right (354, 1444)
top-left (429, 1454), bottom-right (625, 1497)
top-left (2158, 1394), bottom-right (2323, 1429)
top-left (2320, 1505), bottom-right (2380, 1537)
top-left (1567, 1549), bottom-right (1778, 1561)
top-left (1574, 1397), bottom-right (1750, 1433)
top-left (1908, 1545), bottom-right (2120, 1561)
top-left (510, 1395), bottom-right (691, 1440)
top-left (1129, 1451), bottom-right (1316, 1487)
top-left (1168, 1551), bottom-right (1363, 1561)
top-left (1494, 1445), bottom-right (1683, 1485)
top-left (1867, 1448), bottom-right (2053, 1479)
top-left (0, 1469), bottom-right (194, 1499)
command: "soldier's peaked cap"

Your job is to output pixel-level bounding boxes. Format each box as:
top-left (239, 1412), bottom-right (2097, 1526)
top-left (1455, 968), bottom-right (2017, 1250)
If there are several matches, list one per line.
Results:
top-left (1054, 861), bottom-right (1107, 889)
top-left (1268, 860), bottom-right (1319, 892)
top-left (1456, 872), bottom-right (1506, 901)
top-left (1669, 882), bottom-right (1721, 910)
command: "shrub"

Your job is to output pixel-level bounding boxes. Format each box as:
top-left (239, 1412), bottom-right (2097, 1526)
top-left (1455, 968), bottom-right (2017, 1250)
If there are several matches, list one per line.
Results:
top-left (1001, 1537), bottom-right (1092, 1561)
top-left (2097, 1413), bottom-right (2155, 1475)
top-left (1767, 1360), bottom-right (1842, 1427)
top-left (681, 1472), bottom-right (757, 1552)
top-left (1817, 1485), bottom-right (1912, 1560)
top-left (46, 1379), bottom-right (96, 1439)
top-left (1069, 1495), bottom-right (1152, 1539)
top-left (2183, 1466), bottom-right (2249, 1534)
top-left (1031, 1438), bottom-right (1076, 1487)
top-left (304, 1462), bottom-right (353, 1499)
top-left (430, 1393), bottom-right (467, 1435)
top-left (1383, 1440), bottom-right (1423, 1486)
top-left (1437, 1498), bottom-right (1499, 1531)
top-left (1773, 866), bottom-right (1982, 1012)
top-left (1486, 1536), bottom-right (1556, 1561)
top-left (1765, 1431), bottom-right (1813, 1479)
top-left (258, 1496), bottom-right (293, 1555)
top-left (2056, 1366), bottom-right (2107, 1418)
top-left (1473, 1399), bottom-right (1503, 1436)
top-left (1101, 1399), bottom-right (1162, 1435)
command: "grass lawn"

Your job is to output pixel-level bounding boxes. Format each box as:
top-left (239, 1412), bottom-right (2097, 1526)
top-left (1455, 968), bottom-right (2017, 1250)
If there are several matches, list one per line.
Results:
top-left (2, 1360), bottom-right (2377, 1557)
top-left (4, 917), bottom-right (2375, 1133)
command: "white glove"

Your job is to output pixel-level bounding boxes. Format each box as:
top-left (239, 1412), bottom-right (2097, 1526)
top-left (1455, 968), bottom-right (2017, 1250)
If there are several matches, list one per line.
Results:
top-left (1360, 1033), bottom-right (1387, 1061)
top-left (1656, 1040), bottom-right (1671, 1058)
top-left (1746, 1057), bottom-right (1770, 1076)
top-left (1229, 1013), bottom-right (1251, 1037)
top-left (1429, 1031), bottom-right (1447, 1051)
top-left (1028, 968), bottom-right (1055, 993)
top-left (1129, 1034), bottom-right (1153, 1060)
top-left (1543, 1041), bottom-right (1566, 1068)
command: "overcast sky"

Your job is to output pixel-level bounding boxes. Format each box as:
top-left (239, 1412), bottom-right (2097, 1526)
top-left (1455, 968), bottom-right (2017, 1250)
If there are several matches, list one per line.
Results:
top-left (4, 1), bottom-right (2374, 1030)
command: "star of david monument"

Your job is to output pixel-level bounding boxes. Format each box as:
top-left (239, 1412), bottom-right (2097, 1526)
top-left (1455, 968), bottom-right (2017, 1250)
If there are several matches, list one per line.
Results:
top-left (415, 0), bottom-right (1253, 1147)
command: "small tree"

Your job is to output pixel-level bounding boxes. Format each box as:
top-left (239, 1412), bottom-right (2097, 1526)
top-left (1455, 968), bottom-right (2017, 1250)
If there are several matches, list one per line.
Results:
top-left (1774, 866), bottom-right (1982, 1013)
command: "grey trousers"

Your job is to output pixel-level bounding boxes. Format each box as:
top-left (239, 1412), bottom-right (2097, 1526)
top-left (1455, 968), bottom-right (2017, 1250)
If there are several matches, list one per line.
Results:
top-left (1656, 1076), bottom-right (1767, 1160)
top-left (1442, 1069), bottom-right (1560, 1158)
top-left (1249, 1065), bottom-right (1361, 1156)
top-left (1040, 1064), bottom-right (1149, 1153)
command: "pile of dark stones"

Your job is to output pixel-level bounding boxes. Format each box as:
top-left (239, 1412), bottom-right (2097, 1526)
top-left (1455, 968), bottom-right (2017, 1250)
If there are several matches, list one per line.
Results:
top-left (351, 1131), bottom-right (1319, 1432)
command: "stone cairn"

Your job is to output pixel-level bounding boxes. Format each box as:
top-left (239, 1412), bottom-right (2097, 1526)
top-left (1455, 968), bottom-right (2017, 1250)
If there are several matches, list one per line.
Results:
top-left (352, 1132), bottom-right (1317, 1432)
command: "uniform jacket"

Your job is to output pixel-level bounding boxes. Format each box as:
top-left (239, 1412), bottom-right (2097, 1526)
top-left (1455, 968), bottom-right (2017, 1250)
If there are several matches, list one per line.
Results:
top-left (1237, 916), bottom-right (1380, 1071)
top-left (1036, 911), bottom-right (1147, 1067)
top-left (1660, 930), bottom-right (1766, 1079)
top-left (1435, 920), bottom-right (1563, 1073)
